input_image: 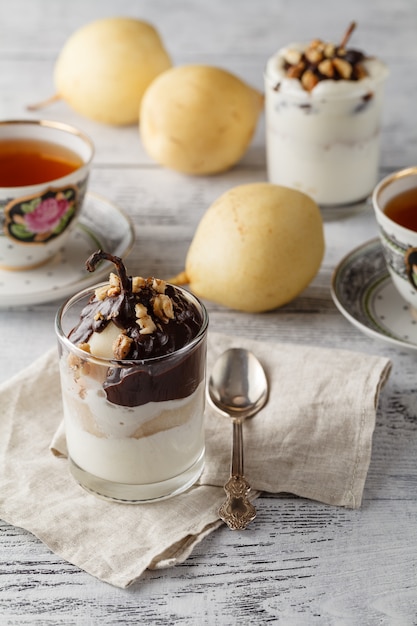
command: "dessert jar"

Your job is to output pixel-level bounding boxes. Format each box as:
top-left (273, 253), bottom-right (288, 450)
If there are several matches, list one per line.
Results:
top-left (264, 43), bottom-right (388, 207)
top-left (0, 119), bottom-right (93, 270)
top-left (55, 283), bottom-right (209, 503)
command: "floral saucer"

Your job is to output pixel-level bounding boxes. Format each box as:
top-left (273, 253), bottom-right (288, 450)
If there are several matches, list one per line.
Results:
top-left (0, 192), bottom-right (135, 308)
top-left (331, 238), bottom-right (417, 351)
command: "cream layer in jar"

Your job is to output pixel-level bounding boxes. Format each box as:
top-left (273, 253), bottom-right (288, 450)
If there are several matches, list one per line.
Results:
top-left (60, 371), bottom-right (205, 484)
top-left (264, 25), bottom-right (388, 206)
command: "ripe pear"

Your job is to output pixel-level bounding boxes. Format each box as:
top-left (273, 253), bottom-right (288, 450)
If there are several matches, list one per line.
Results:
top-left (174, 183), bottom-right (324, 313)
top-left (53, 17), bottom-right (172, 125)
top-left (140, 65), bottom-right (264, 175)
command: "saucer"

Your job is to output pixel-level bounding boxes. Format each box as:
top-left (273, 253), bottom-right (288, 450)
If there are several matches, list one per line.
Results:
top-left (0, 192), bottom-right (135, 308)
top-left (331, 238), bottom-right (417, 351)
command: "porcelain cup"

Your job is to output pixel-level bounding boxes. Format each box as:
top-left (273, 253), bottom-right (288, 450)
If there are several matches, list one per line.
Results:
top-left (372, 166), bottom-right (417, 309)
top-left (0, 119), bottom-right (94, 271)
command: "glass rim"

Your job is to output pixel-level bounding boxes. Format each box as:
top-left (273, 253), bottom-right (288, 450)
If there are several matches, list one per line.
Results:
top-left (55, 281), bottom-right (209, 368)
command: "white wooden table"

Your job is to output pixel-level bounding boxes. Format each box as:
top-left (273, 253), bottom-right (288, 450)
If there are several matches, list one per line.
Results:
top-left (1, 0), bottom-right (416, 623)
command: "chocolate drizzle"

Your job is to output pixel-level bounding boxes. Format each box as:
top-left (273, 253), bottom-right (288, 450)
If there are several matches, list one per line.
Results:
top-left (69, 251), bottom-right (206, 407)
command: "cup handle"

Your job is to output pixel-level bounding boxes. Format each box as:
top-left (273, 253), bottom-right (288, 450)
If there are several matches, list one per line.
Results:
top-left (405, 247), bottom-right (417, 290)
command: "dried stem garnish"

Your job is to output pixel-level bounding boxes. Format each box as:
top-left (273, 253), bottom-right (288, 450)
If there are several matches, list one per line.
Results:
top-left (339, 21), bottom-right (357, 49)
top-left (86, 250), bottom-right (130, 294)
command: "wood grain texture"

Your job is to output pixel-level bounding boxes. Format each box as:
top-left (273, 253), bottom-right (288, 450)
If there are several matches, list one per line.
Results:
top-left (0, 0), bottom-right (417, 622)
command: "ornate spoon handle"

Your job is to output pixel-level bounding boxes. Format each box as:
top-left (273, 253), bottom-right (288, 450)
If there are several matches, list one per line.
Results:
top-left (219, 419), bottom-right (256, 530)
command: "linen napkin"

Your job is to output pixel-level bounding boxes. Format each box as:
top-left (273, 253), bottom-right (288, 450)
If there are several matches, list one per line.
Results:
top-left (0, 332), bottom-right (391, 588)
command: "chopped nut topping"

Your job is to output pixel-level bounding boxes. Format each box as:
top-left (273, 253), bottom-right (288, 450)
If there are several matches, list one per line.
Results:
top-left (72, 251), bottom-right (202, 365)
top-left (94, 280), bottom-right (121, 300)
top-left (305, 47), bottom-right (323, 64)
top-left (95, 284), bottom-right (110, 301)
top-left (132, 276), bottom-right (146, 293)
top-left (286, 61), bottom-right (305, 79)
top-left (301, 70), bottom-right (319, 91)
top-left (324, 43), bottom-right (336, 58)
top-left (153, 294), bottom-right (174, 322)
top-left (310, 38), bottom-right (324, 50)
top-left (109, 272), bottom-right (120, 289)
top-left (85, 254), bottom-right (179, 345)
top-left (333, 57), bottom-right (352, 79)
top-left (113, 333), bottom-right (133, 359)
top-left (283, 48), bottom-right (302, 66)
top-left (135, 303), bottom-right (148, 319)
top-left (137, 315), bottom-right (157, 335)
top-left (96, 269), bottom-right (167, 340)
top-left (318, 58), bottom-right (335, 78)
top-left (78, 343), bottom-right (91, 353)
top-left (152, 278), bottom-right (167, 294)
top-left (280, 22), bottom-right (368, 92)
top-left (106, 272), bottom-right (122, 297)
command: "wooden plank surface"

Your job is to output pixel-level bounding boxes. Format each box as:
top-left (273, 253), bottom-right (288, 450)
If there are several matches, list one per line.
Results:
top-left (0, 0), bottom-right (416, 623)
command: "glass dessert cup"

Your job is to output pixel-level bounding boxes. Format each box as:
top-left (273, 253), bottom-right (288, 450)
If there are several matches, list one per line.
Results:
top-left (55, 283), bottom-right (208, 503)
top-left (264, 24), bottom-right (389, 214)
top-left (264, 79), bottom-right (387, 209)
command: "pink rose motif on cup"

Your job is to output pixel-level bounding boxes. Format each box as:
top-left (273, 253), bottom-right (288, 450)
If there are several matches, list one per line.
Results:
top-left (24, 196), bottom-right (70, 234)
top-left (4, 186), bottom-right (78, 244)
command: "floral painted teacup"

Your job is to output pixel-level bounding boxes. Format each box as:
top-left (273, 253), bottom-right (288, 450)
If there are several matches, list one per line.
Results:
top-left (0, 119), bottom-right (94, 270)
top-left (372, 166), bottom-right (417, 309)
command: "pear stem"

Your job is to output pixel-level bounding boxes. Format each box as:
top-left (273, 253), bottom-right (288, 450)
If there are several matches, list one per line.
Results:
top-left (168, 270), bottom-right (188, 285)
top-left (26, 93), bottom-right (61, 111)
top-left (339, 21), bottom-right (357, 49)
top-left (86, 250), bottom-right (130, 295)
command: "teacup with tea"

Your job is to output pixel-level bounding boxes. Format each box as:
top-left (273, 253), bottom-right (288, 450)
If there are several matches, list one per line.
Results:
top-left (0, 119), bottom-right (94, 271)
top-left (372, 166), bottom-right (417, 308)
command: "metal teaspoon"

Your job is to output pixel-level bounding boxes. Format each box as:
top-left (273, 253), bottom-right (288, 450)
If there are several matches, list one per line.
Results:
top-left (208, 348), bottom-right (269, 530)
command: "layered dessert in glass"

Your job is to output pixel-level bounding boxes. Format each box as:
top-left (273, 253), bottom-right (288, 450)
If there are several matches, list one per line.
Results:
top-left (55, 251), bottom-right (208, 502)
top-left (264, 22), bottom-right (388, 207)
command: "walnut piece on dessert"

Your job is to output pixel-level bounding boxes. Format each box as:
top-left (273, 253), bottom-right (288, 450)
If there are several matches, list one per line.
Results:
top-left (132, 276), bottom-right (146, 293)
top-left (137, 315), bottom-right (157, 335)
top-left (282, 22), bottom-right (368, 92)
top-left (153, 294), bottom-right (174, 323)
top-left (113, 333), bottom-right (133, 359)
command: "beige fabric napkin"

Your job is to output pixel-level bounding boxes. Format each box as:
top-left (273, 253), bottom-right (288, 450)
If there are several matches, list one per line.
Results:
top-left (0, 332), bottom-right (391, 588)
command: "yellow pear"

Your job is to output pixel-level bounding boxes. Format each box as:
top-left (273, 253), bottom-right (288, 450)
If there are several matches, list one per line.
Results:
top-left (53, 17), bottom-right (172, 125)
top-left (174, 183), bottom-right (324, 312)
top-left (140, 65), bottom-right (264, 175)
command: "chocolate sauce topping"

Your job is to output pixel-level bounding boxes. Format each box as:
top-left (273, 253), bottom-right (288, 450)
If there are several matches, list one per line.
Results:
top-left (69, 251), bottom-right (206, 407)
top-left (70, 282), bottom-right (201, 359)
